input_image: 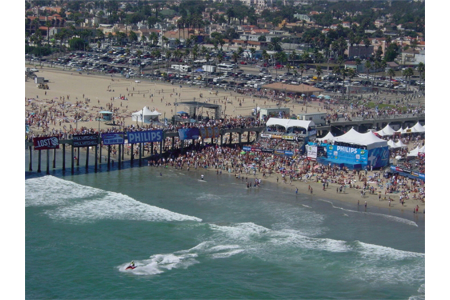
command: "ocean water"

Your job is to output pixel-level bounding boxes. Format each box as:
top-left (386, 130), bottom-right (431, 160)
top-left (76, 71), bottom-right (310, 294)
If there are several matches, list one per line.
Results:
top-left (25, 158), bottom-right (425, 299)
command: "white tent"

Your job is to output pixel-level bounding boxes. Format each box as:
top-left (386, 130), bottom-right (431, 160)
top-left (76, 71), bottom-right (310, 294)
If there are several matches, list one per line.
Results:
top-left (394, 140), bottom-right (408, 148)
top-left (266, 118), bottom-right (315, 130)
top-left (411, 122), bottom-right (425, 133)
top-left (317, 131), bottom-right (334, 143)
top-left (376, 124), bottom-right (396, 136)
top-left (395, 126), bottom-right (410, 135)
top-left (419, 145), bottom-right (425, 153)
top-left (407, 146), bottom-right (420, 157)
top-left (132, 106), bottom-right (162, 123)
top-left (332, 128), bottom-right (388, 150)
top-left (408, 145), bottom-right (425, 157)
top-left (387, 139), bottom-right (407, 149)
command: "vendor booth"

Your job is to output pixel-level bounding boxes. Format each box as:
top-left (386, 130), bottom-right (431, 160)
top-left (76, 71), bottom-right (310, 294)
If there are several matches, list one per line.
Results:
top-left (98, 111), bottom-right (113, 121)
top-left (321, 128), bottom-right (389, 169)
top-left (265, 118), bottom-right (316, 136)
top-left (132, 106), bottom-right (161, 123)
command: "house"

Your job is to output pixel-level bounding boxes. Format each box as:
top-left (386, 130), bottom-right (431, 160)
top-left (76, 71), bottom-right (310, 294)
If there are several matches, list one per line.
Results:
top-left (342, 21), bottom-right (351, 28)
top-left (294, 14), bottom-right (311, 22)
top-left (344, 61), bottom-right (362, 72)
top-left (385, 61), bottom-right (399, 71)
top-left (374, 19), bottom-right (385, 28)
top-left (347, 44), bottom-right (374, 59)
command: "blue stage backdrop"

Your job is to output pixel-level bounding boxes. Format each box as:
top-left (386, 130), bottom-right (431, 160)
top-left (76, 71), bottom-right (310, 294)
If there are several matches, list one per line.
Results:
top-left (325, 144), bottom-right (389, 168)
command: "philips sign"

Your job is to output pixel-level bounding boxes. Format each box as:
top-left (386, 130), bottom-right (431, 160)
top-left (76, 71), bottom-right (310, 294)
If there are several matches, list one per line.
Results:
top-left (336, 146), bottom-right (358, 154)
top-left (127, 130), bottom-right (163, 144)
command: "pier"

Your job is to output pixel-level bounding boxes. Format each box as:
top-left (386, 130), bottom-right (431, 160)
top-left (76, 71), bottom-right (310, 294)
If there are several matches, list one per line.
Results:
top-left (25, 114), bottom-right (424, 174)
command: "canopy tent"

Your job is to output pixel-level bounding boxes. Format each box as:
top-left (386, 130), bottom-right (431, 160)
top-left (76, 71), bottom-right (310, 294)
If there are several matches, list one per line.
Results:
top-left (98, 110), bottom-right (113, 121)
top-left (318, 94), bottom-right (331, 100)
top-left (131, 106), bottom-right (161, 123)
top-left (376, 124), bottom-right (396, 136)
top-left (332, 128), bottom-right (388, 150)
top-left (388, 139), bottom-right (407, 148)
top-left (395, 126), bottom-right (410, 135)
top-left (266, 118), bottom-right (315, 130)
top-left (317, 131), bottom-right (335, 143)
top-left (394, 140), bottom-right (408, 148)
top-left (408, 146), bottom-right (425, 157)
top-left (411, 122), bottom-right (425, 133)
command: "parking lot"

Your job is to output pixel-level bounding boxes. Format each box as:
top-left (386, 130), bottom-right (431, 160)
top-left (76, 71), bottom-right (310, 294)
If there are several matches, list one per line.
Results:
top-left (26, 45), bottom-right (423, 100)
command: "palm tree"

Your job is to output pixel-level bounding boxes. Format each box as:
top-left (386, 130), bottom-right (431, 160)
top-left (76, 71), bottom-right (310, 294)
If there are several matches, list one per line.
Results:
top-left (250, 48), bottom-right (256, 59)
top-left (232, 52), bottom-right (239, 64)
top-left (165, 50), bottom-right (172, 70)
top-left (365, 60), bottom-right (372, 81)
top-left (315, 66), bottom-right (323, 78)
top-left (162, 36), bottom-right (169, 49)
top-left (417, 62), bottom-right (425, 85)
top-left (299, 63), bottom-right (306, 83)
top-left (217, 52), bottom-right (224, 64)
top-left (402, 67), bottom-right (414, 91)
top-left (387, 68), bottom-right (396, 90)
top-left (262, 50), bottom-right (270, 65)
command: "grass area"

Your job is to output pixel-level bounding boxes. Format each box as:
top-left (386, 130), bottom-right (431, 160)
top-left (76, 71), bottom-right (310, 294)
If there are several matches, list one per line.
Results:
top-left (360, 101), bottom-right (408, 112)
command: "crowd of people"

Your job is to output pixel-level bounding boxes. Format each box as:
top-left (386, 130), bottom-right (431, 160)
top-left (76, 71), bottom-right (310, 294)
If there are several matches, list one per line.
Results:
top-left (25, 69), bottom-right (425, 205)
top-left (144, 140), bottom-right (425, 206)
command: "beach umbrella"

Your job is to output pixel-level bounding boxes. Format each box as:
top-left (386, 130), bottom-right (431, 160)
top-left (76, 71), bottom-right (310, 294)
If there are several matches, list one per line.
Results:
top-left (240, 151), bottom-right (246, 155)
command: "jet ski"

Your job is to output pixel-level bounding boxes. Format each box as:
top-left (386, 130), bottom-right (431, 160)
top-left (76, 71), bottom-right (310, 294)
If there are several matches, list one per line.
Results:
top-left (125, 261), bottom-right (136, 270)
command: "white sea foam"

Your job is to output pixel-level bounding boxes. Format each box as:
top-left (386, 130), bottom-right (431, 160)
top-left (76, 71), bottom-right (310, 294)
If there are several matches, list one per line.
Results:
top-left (356, 241), bottom-right (424, 260)
top-left (119, 242), bottom-right (245, 275)
top-left (26, 176), bottom-right (202, 223)
top-left (317, 198), bottom-right (418, 227)
top-left (346, 241), bottom-right (425, 286)
top-left (25, 175), bottom-right (102, 207)
top-left (120, 222), bottom-right (424, 277)
top-left (118, 252), bottom-right (199, 276)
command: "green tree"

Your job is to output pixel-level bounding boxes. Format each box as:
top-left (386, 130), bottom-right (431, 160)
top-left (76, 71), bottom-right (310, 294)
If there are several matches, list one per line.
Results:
top-left (69, 38), bottom-right (87, 51)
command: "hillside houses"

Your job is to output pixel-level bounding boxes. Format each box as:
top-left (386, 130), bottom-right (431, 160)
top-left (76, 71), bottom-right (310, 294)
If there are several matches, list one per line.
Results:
top-left (25, 0), bottom-right (424, 68)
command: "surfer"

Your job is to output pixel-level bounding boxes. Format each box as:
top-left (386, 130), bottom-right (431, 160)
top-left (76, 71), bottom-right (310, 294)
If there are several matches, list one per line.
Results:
top-left (201, 174), bottom-right (204, 180)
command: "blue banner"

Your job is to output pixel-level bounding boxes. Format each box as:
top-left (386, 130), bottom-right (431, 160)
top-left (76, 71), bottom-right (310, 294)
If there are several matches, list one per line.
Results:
top-left (127, 130), bottom-right (163, 144)
top-left (390, 166), bottom-right (425, 181)
top-left (101, 133), bottom-right (125, 145)
top-left (367, 146), bottom-right (389, 168)
top-left (178, 128), bottom-right (200, 140)
top-left (243, 146), bottom-right (251, 151)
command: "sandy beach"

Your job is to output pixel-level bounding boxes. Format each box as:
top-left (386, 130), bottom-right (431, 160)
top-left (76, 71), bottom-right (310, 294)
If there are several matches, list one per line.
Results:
top-left (25, 66), bottom-right (425, 214)
top-left (25, 65), bottom-right (327, 133)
